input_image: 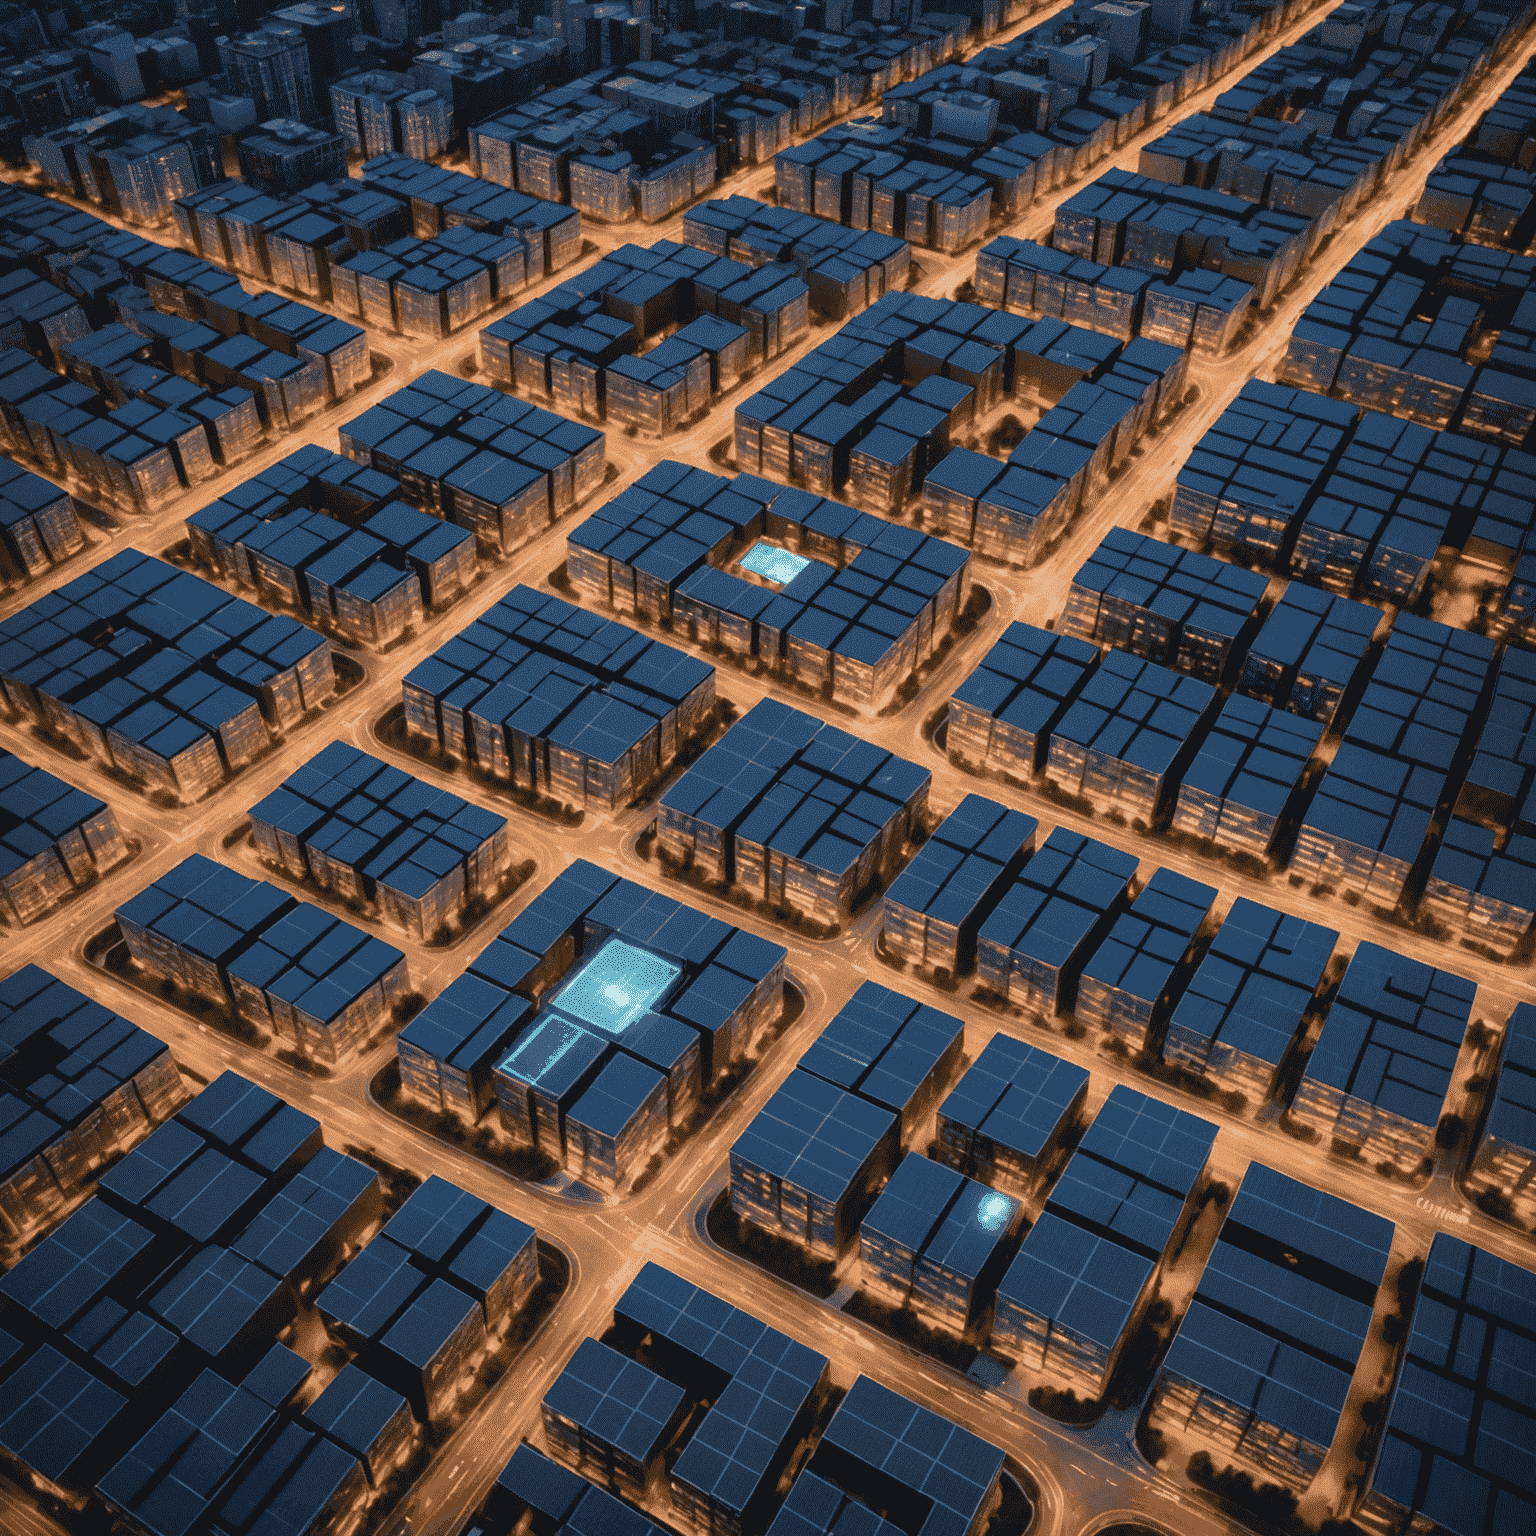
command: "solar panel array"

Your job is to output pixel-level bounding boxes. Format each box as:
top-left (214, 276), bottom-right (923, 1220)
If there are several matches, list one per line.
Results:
top-left (882, 794), bottom-right (1038, 974)
top-left (1046, 648), bottom-right (1218, 822)
top-left (936, 1032), bottom-right (1089, 1193)
top-left (1467, 1002), bottom-right (1536, 1222)
top-left (660, 697), bottom-right (931, 927)
top-left (1075, 866), bottom-right (1216, 1051)
top-left (860, 1151), bottom-right (1021, 1329)
top-left (0, 549), bottom-right (332, 802)
top-left (1163, 898), bottom-right (1337, 1104)
top-left (810, 1373), bottom-right (1005, 1536)
top-left (1365, 1234), bottom-right (1536, 1536)
top-left (731, 1069), bottom-right (899, 1258)
top-left (402, 583), bottom-right (716, 813)
top-left (976, 827), bottom-right (1139, 1014)
top-left (1153, 1162), bottom-right (1393, 1493)
top-left (1291, 940), bottom-right (1475, 1169)
top-left (542, 1336), bottom-right (687, 1498)
top-left (1294, 613), bottom-right (1496, 906)
top-left (796, 980), bottom-right (964, 1133)
top-left (946, 620), bottom-right (1100, 781)
top-left (615, 1263), bottom-right (829, 1536)
top-left (994, 1085), bottom-right (1216, 1393)
top-left (1171, 692), bottom-right (1324, 859)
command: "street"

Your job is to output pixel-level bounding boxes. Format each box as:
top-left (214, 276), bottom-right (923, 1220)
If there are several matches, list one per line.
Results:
top-left (2, 10), bottom-right (1535, 1536)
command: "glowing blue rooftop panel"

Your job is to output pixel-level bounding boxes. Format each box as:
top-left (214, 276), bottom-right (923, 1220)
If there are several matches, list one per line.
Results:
top-left (740, 541), bottom-right (811, 587)
top-left (551, 937), bottom-right (681, 1035)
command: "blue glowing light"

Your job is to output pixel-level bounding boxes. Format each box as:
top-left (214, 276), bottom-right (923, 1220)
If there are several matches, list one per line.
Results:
top-left (976, 1192), bottom-right (1014, 1232)
top-left (551, 938), bottom-right (680, 1034)
top-left (740, 540), bottom-right (811, 587)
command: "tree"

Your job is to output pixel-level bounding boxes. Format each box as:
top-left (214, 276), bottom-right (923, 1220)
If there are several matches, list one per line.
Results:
top-left (1436, 1113), bottom-right (1467, 1150)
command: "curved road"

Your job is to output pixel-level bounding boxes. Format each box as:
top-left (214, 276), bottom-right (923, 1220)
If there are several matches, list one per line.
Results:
top-left (2, 12), bottom-right (1535, 1536)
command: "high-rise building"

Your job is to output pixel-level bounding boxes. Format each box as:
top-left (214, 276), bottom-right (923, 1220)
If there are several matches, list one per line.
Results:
top-left (409, 45), bottom-right (508, 129)
top-left (26, 102), bottom-right (222, 223)
top-left (399, 88), bottom-right (451, 159)
top-left (331, 70), bottom-right (451, 159)
top-left (238, 117), bottom-right (346, 194)
top-left (270, 3), bottom-right (357, 88)
top-left (80, 23), bottom-right (145, 105)
top-left (372, 0), bottom-right (441, 45)
top-left (140, 31), bottom-right (205, 89)
top-left (0, 54), bottom-right (95, 135)
top-left (331, 70), bottom-right (408, 158)
top-left (1148, 0), bottom-right (1193, 41)
top-left (218, 27), bottom-right (318, 121)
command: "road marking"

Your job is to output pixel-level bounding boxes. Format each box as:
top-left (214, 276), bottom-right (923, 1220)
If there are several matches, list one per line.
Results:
top-left (1416, 1196), bottom-right (1471, 1226)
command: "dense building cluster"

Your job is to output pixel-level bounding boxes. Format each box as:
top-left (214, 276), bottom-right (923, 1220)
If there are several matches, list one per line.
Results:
top-left (187, 443), bottom-right (478, 650)
top-left (882, 793), bottom-right (1038, 974)
top-left (570, 461), bottom-right (972, 709)
top-left (1290, 941), bottom-right (1476, 1170)
top-left (860, 1152), bottom-right (1022, 1330)
top-left (999, 0), bottom-right (1536, 375)
top-left (976, 826), bottom-right (1139, 1013)
top-left (340, 370), bottom-right (605, 556)
top-left (1150, 1163), bottom-right (1394, 1493)
top-left (397, 860), bottom-right (784, 1192)
top-left (1466, 1001), bottom-right (1536, 1225)
top-left (482, 233), bottom-right (811, 434)
top-left (317, 1173), bottom-right (537, 1420)
top-left (0, 965), bottom-right (185, 1245)
top-left (0, 1065), bottom-right (542, 1529)
top-left (0, 457), bottom-right (84, 582)
top-left (732, 980), bottom-right (963, 1254)
top-left (1059, 526), bottom-right (1268, 683)
top-left (1074, 866), bottom-right (1216, 1049)
top-left (117, 854), bottom-right (412, 1066)
top-left (1171, 691), bottom-right (1323, 857)
top-left (174, 163), bottom-right (580, 341)
top-left (1173, 377), bottom-right (1534, 606)
top-left (547, 1264), bottom-right (833, 1533)
top-left (1233, 582), bottom-right (1379, 724)
top-left (937, 1031), bottom-right (1089, 1193)
top-left (659, 698), bottom-right (931, 925)
top-left (1363, 1233), bottom-right (1536, 1534)
top-left (0, 188), bottom-right (368, 511)
top-left (0, 747), bottom-right (129, 925)
top-left (1162, 898), bottom-right (1337, 1103)
top-left (1292, 615), bottom-right (1495, 905)
top-left (0, 551), bottom-right (332, 802)
top-left (1, 1), bottom-right (1535, 1533)
top-left (1425, 646), bottom-right (1536, 945)
top-left (250, 742), bottom-right (513, 941)
top-left (685, 196), bottom-right (912, 320)
top-left (736, 290), bottom-right (1188, 563)
top-left (946, 621), bottom-right (1101, 780)
top-left (994, 1085), bottom-right (1216, 1395)
top-left (468, 21), bottom-right (974, 224)
top-left (402, 584), bottom-right (714, 812)
top-left (1284, 220), bottom-right (1536, 444)
top-left (782, 0), bottom-right (1327, 253)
